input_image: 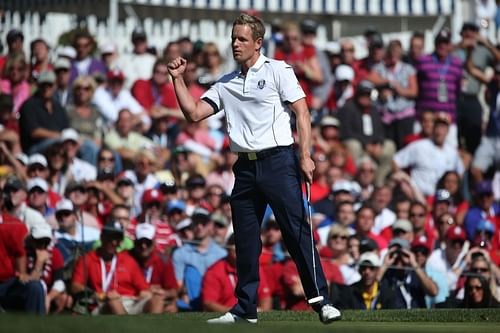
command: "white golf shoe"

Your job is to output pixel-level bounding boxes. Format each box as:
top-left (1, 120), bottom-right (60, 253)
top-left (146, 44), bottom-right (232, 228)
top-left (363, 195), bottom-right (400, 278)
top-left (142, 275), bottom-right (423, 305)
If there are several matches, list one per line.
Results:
top-left (206, 312), bottom-right (258, 324)
top-left (319, 304), bottom-right (342, 324)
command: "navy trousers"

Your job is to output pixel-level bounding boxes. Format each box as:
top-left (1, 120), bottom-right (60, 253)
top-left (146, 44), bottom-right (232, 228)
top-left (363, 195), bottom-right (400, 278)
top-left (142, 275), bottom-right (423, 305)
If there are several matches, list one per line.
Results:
top-left (0, 277), bottom-right (46, 314)
top-left (229, 146), bottom-right (329, 319)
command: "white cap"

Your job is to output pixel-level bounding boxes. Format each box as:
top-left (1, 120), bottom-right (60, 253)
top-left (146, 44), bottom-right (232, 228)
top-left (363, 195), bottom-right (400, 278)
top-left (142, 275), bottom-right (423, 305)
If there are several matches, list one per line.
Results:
top-left (175, 218), bottom-right (192, 231)
top-left (15, 153), bottom-right (28, 165)
top-left (58, 46), bottom-right (76, 59)
top-left (28, 154), bottom-right (48, 168)
top-left (324, 41), bottom-right (341, 54)
top-left (54, 57), bottom-right (71, 70)
top-left (335, 64), bottom-right (354, 82)
top-left (60, 128), bottom-right (79, 143)
top-left (55, 198), bottom-right (74, 213)
top-left (100, 43), bottom-right (117, 54)
top-left (27, 177), bottom-right (48, 192)
top-left (31, 223), bottom-right (53, 239)
top-left (135, 223), bottom-right (156, 240)
top-left (358, 251), bottom-right (381, 267)
top-left (332, 179), bottom-right (353, 194)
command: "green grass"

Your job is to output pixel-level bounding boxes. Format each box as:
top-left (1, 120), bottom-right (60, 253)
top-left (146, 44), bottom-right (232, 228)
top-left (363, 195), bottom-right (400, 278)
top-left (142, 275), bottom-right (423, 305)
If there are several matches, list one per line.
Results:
top-left (1, 309), bottom-right (500, 333)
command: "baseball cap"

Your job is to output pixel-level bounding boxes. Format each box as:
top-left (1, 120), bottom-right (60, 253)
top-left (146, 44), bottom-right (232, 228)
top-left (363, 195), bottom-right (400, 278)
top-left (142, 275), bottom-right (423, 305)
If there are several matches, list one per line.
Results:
top-left (37, 71), bottom-right (56, 85)
top-left (15, 153), bottom-right (28, 166)
top-left (320, 116), bottom-right (340, 128)
top-left (388, 237), bottom-right (410, 250)
top-left (27, 177), bottom-right (49, 192)
top-left (461, 21), bottom-right (480, 32)
top-left (335, 64), bottom-right (354, 82)
top-left (3, 176), bottom-right (25, 192)
top-left (100, 43), bottom-right (117, 55)
top-left (324, 41), bottom-right (341, 55)
top-left (356, 80), bottom-right (375, 95)
top-left (332, 180), bottom-right (352, 194)
top-left (7, 29), bottom-right (24, 44)
top-left (28, 154), bottom-right (48, 168)
top-left (65, 180), bottom-right (86, 194)
top-left (446, 225), bottom-right (466, 241)
top-left (358, 251), bottom-right (381, 267)
top-left (434, 112), bottom-right (451, 126)
top-left (392, 219), bottom-right (413, 233)
top-left (55, 198), bottom-right (74, 213)
top-left (31, 223), bottom-right (52, 239)
top-left (435, 29), bottom-right (452, 43)
top-left (60, 128), bottom-right (79, 143)
top-left (131, 27), bottom-right (147, 41)
top-left (175, 218), bottom-right (192, 231)
top-left (54, 57), bottom-right (71, 70)
top-left (212, 213), bottom-right (229, 227)
top-left (142, 189), bottom-right (164, 204)
top-left (116, 172), bottom-right (135, 186)
top-left (159, 179), bottom-right (177, 194)
top-left (475, 180), bottom-right (493, 195)
top-left (135, 223), bottom-right (156, 240)
top-left (186, 175), bottom-right (206, 189)
top-left (192, 207), bottom-right (211, 220)
top-left (58, 46), bottom-right (77, 59)
top-left (300, 19), bottom-right (318, 34)
top-left (107, 69), bottom-right (125, 82)
top-left (102, 220), bottom-right (125, 236)
top-left (411, 235), bottom-right (432, 253)
top-left (359, 237), bottom-right (379, 253)
top-left (167, 199), bottom-right (186, 214)
top-left (435, 189), bottom-right (452, 203)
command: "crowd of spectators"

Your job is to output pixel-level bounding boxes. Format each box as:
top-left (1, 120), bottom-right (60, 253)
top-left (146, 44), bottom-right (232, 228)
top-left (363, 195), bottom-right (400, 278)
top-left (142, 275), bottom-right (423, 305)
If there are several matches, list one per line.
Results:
top-left (1, 16), bottom-right (500, 315)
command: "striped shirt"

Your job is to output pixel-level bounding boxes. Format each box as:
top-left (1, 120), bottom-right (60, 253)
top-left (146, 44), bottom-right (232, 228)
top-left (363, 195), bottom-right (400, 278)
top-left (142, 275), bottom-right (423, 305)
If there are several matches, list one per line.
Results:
top-left (415, 53), bottom-right (463, 121)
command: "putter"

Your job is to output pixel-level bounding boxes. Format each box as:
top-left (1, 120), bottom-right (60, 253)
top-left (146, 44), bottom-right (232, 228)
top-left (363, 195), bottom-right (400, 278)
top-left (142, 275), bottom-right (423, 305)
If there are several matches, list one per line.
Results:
top-left (305, 180), bottom-right (324, 305)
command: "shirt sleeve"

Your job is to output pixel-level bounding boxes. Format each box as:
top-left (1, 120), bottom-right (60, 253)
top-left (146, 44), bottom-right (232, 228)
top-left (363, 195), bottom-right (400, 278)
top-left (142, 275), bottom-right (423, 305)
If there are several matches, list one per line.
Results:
top-left (276, 61), bottom-right (306, 104)
top-left (172, 249), bottom-right (185, 282)
top-left (200, 83), bottom-right (221, 114)
top-left (393, 142), bottom-right (416, 169)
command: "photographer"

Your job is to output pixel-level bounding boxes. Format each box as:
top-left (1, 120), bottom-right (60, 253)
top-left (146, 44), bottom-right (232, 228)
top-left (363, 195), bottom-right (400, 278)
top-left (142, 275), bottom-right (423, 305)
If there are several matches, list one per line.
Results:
top-left (378, 238), bottom-right (438, 308)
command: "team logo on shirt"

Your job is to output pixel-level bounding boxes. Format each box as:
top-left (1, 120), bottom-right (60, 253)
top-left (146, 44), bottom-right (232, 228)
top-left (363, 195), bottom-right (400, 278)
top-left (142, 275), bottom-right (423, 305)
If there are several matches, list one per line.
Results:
top-left (257, 79), bottom-right (266, 89)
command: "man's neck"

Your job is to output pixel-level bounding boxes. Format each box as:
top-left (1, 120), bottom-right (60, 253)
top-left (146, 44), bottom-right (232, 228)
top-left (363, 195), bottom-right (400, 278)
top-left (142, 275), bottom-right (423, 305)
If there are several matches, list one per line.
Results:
top-left (197, 237), bottom-right (211, 251)
top-left (240, 53), bottom-right (261, 75)
top-left (98, 248), bottom-right (115, 262)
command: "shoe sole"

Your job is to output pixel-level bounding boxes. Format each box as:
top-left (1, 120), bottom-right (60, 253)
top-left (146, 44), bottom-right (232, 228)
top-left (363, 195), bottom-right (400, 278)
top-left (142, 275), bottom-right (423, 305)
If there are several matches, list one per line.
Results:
top-left (321, 314), bottom-right (342, 325)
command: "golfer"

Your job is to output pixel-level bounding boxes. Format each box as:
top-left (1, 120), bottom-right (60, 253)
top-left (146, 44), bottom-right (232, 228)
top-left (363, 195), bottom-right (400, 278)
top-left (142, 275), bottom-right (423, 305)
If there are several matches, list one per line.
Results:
top-left (167, 13), bottom-right (341, 324)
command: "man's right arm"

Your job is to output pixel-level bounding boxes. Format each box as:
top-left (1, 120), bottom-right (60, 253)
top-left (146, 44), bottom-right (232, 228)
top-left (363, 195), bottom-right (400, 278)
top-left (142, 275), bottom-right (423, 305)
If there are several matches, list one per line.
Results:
top-left (168, 57), bottom-right (215, 122)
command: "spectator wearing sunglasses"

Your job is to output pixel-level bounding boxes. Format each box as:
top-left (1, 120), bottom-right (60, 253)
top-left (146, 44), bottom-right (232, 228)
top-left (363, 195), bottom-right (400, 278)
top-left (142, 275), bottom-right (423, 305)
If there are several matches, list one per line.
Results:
top-left (25, 223), bottom-right (67, 313)
top-left (462, 275), bottom-right (500, 308)
top-left (129, 223), bottom-right (178, 313)
top-left (426, 225), bottom-right (469, 293)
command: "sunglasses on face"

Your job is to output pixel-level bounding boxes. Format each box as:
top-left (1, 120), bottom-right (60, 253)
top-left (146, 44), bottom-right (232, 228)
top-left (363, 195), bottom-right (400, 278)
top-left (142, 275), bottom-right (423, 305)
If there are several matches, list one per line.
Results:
top-left (136, 238), bottom-right (153, 248)
top-left (471, 267), bottom-right (489, 273)
top-left (359, 265), bottom-right (376, 272)
top-left (410, 213), bottom-right (425, 218)
top-left (331, 234), bottom-right (348, 240)
top-left (469, 285), bottom-right (483, 291)
top-left (99, 156), bottom-right (114, 162)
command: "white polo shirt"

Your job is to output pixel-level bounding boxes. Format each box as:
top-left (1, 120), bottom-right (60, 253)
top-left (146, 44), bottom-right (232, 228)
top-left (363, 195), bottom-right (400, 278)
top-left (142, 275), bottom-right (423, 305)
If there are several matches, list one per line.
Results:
top-left (201, 54), bottom-right (305, 152)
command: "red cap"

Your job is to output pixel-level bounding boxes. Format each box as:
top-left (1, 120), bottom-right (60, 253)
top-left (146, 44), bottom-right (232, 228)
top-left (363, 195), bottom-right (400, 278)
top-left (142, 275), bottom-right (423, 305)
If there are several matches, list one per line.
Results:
top-left (445, 225), bottom-right (466, 241)
top-left (411, 235), bottom-right (432, 253)
top-left (107, 69), bottom-right (125, 82)
top-left (142, 189), bottom-right (164, 204)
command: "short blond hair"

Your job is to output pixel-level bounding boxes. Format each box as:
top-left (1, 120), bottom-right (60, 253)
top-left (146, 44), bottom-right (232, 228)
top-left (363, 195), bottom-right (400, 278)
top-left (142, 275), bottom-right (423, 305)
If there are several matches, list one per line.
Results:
top-left (233, 13), bottom-right (265, 41)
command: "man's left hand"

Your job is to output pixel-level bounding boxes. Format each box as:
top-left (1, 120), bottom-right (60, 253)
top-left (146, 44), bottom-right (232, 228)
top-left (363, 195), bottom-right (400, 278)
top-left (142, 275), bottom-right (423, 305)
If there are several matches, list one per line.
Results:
top-left (300, 156), bottom-right (315, 184)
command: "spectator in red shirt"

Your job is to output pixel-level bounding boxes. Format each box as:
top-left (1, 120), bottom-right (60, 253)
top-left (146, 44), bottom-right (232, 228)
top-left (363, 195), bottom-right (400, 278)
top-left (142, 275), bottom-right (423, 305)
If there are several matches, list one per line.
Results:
top-left (131, 59), bottom-right (179, 114)
top-left (71, 221), bottom-right (153, 315)
top-left (0, 194), bottom-right (46, 314)
top-left (25, 223), bottom-right (67, 313)
top-left (201, 235), bottom-right (272, 312)
top-left (129, 223), bottom-right (178, 313)
top-left (274, 21), bottom-right (323, 109)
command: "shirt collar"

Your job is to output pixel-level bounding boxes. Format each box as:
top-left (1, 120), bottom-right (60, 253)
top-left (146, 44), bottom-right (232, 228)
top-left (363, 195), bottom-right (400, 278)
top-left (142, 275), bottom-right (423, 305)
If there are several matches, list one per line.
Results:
top-left (238, 53), bottom-right (268, 74)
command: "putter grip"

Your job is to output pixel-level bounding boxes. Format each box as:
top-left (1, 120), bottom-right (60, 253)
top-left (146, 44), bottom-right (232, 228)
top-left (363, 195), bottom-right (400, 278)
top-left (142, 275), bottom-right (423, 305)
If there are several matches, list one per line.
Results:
top-left (306, 181), bottom-right (311, 202)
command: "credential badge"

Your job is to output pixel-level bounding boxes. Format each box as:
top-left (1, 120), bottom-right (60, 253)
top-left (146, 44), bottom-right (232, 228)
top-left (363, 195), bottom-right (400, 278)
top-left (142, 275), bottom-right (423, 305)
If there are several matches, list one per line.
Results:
top-left (257, 79), bottom-right (266, 89)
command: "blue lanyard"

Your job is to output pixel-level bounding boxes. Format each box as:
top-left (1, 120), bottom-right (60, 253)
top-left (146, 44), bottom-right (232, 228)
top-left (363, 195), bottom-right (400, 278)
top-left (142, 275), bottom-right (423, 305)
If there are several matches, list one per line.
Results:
top-left (432, 54), bottom-right (451, 79)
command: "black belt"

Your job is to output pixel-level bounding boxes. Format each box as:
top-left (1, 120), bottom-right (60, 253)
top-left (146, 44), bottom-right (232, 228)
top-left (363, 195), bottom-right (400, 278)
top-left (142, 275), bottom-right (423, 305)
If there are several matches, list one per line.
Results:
top-left (237, 145), bottom-right (291, 160)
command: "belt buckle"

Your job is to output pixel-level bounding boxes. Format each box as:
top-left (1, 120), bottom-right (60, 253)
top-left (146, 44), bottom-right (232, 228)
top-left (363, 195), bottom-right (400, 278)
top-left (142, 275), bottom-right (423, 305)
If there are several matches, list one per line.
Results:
top-left (247, 152), bottom-right (257, 160)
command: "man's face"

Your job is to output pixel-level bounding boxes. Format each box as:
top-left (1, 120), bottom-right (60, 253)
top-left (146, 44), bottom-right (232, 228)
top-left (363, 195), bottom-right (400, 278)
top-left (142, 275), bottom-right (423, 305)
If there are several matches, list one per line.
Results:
top-left (231, 24), bottom-right (262, 64)
top-left (39, 82), bottom-right (55, 99)
top-left (420, 112), bottom-right (435, 137)
top-left (27, 164), bottom-right (49, 179)
top-left (117, 111), bottom-right (133, 136)
top-left (57, 210), bottom-right (76, 231)
top-left (336, 204), bottom-right (355, 226)
top-left (409, 206), bottom-right (427, 230)
top-left (152, 64), bottom-right (169, 86)
top-left (435, 40), bottom-right (451, 59)
top-left (7, 188), bottom-right (26, 207)
top-left (56, 68), bottom-right (71, 87)
top-left (75, 37), bottom-right (93, 59)
top-left (63, 140), bottom-right (79, 159)
top-left (135, 238), bottom-right (154, 259)
top-left (356, 208), bottom-right (374, 233)
top-left (28, 188), bottom-right (47, 209)
top-left (192, 219), bottom-right (213, 241)
top-left (101, 232), bottom-right (122, 256)
top-left (445, 238), bottom-right (464, 264)
top-left (477, 192), bottom-right (494, 211)
top-left (372, 187), bottom-right (391, 212)
top-left (9, 37), bottom-right (23, 53)
top-left (357, 162), bottom-right (375, 186)
top-left (432, 122), bottom-right (449, 146)
top-left (410, 37), bottom-right (424, 59)
top-left (68, 187), bottom-right (88, 206)
top-left (360, 265), bottom-right (378, 287)
top-left (112, 208), bottom-right (130, 229)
